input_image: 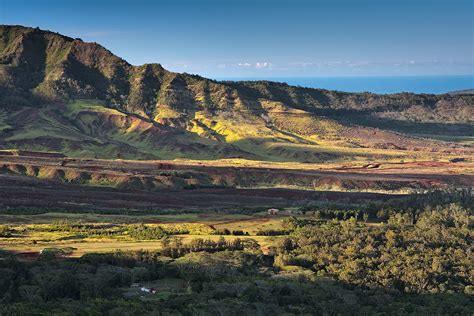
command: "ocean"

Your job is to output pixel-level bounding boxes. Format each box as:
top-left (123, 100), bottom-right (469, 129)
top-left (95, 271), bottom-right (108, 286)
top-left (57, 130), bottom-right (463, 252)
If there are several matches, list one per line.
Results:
top-left (216, 75), bottom-right (474, 94)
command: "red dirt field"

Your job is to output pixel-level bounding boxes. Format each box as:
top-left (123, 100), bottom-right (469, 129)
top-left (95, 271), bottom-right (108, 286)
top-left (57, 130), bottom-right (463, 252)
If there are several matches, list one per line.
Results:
top-left (0, 153), bottom-right (472, 212)
top-left (0, 173), bottom-right (407, 212)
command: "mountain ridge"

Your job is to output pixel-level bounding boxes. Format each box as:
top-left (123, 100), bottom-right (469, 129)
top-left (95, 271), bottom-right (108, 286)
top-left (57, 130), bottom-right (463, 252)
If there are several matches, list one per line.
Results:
top-left (2, 25), bottom-right (472, 122)
top-left (0, 25), bottom-right (472, 161)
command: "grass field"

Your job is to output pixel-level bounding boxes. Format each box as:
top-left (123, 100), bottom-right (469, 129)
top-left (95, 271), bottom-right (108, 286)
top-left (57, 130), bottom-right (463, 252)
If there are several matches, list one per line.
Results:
top-left (1, 235), bottom-right (279, 257)
top-left (0, 212), bottom-right (287, 257)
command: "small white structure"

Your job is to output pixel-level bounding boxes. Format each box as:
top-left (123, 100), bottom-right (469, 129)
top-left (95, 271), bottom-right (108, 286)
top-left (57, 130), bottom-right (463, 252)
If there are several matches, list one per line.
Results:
top-left (268, 208), bottom-right (280, 215)
top-left (140, 286), bottom-right (157, 294)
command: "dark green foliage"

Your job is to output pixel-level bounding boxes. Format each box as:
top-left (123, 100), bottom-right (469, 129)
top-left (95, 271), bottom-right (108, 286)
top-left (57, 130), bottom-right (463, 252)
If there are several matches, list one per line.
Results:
top-left (126, 224), bottom-right (167, 240)
top-left (1, 203), bottom-right (472, 315)
top-left (0, 210), bottom-right (473, 316)
top-left (159, 237), bottom-right (250, 258)
top-left (214, 228), bottom-right (231, 235)
top-left (273, 203), bottom-right (472, 295)
top-left (0, 225), bottom-right (13, 237)
top-left (298, 188), bottom-right (474, 224)
top-left (282, 216), bottom-right (322, 230)
top-left (255, 229), bottom-right (289, 236)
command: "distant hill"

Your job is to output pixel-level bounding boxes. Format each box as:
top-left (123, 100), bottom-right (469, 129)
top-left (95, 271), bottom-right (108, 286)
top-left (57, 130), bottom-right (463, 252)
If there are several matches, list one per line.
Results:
top-left (0, 25), bottom-right (472, 161)
top-left (449, 88), bottom-right (474, 95)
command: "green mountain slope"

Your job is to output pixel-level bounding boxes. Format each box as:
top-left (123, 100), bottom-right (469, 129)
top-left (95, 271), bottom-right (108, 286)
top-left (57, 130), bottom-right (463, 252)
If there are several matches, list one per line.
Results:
top-left (0, 25), bottom-right (472, 161)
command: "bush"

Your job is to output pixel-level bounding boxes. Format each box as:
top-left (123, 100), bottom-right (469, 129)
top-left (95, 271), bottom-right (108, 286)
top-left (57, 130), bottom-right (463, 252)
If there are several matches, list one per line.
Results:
top-left (0, 225), bottom-right (13, 237)
top-left (127, 224), bottom-right (167, 240)
top-left (256, 229), bottom-right (289, 236)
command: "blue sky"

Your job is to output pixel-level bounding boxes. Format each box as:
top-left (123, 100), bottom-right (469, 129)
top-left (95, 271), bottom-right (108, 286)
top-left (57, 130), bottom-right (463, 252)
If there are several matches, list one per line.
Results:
top-left (1, 0), bottom-right (473, 77)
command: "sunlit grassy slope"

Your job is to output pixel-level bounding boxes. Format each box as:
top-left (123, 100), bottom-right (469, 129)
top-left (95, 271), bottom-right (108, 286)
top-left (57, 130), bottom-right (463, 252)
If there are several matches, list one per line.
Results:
top-left (0, 100), bottom-right (255, 160)
top-left (0, 99), bottom-right (471, 163)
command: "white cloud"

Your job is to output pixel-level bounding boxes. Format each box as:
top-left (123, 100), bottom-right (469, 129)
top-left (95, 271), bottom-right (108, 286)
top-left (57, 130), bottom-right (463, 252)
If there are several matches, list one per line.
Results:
top-left (237, 62), bottom-right (252, 67)
top-left (255, 62), bottom-right (271, 68)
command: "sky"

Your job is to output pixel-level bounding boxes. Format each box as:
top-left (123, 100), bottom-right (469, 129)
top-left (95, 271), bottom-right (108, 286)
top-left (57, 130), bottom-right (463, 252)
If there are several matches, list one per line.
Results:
top-left (1, 0), bottom-right (473, 78)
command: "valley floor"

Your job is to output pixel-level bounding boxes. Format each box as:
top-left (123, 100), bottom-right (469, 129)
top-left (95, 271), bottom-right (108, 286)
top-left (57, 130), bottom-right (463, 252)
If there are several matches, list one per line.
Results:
top-left (0, 153), bottom-right (472, 315)
top-left (1, 151), bottom-right (472, 258)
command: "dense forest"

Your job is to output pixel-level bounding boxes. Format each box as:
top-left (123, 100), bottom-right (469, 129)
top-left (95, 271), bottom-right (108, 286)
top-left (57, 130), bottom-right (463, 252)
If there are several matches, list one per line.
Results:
top-left (0, 201), bottom-right (472, 315)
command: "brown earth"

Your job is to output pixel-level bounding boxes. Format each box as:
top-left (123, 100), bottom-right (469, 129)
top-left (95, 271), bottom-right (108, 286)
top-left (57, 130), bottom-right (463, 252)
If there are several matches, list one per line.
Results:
top-left (0, 173), bottom-right (406, 212)
top-left (1, 153), bottom-right (473, 190)
top-left (0, 152), bottom-right (472, 213)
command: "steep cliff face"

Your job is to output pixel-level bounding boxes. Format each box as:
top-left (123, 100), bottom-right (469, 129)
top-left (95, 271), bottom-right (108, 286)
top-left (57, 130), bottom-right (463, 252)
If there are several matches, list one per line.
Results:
top-left (0, 25), bottom-right (143, 108)
top-left (0, 25), bottom-right (472, 161)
